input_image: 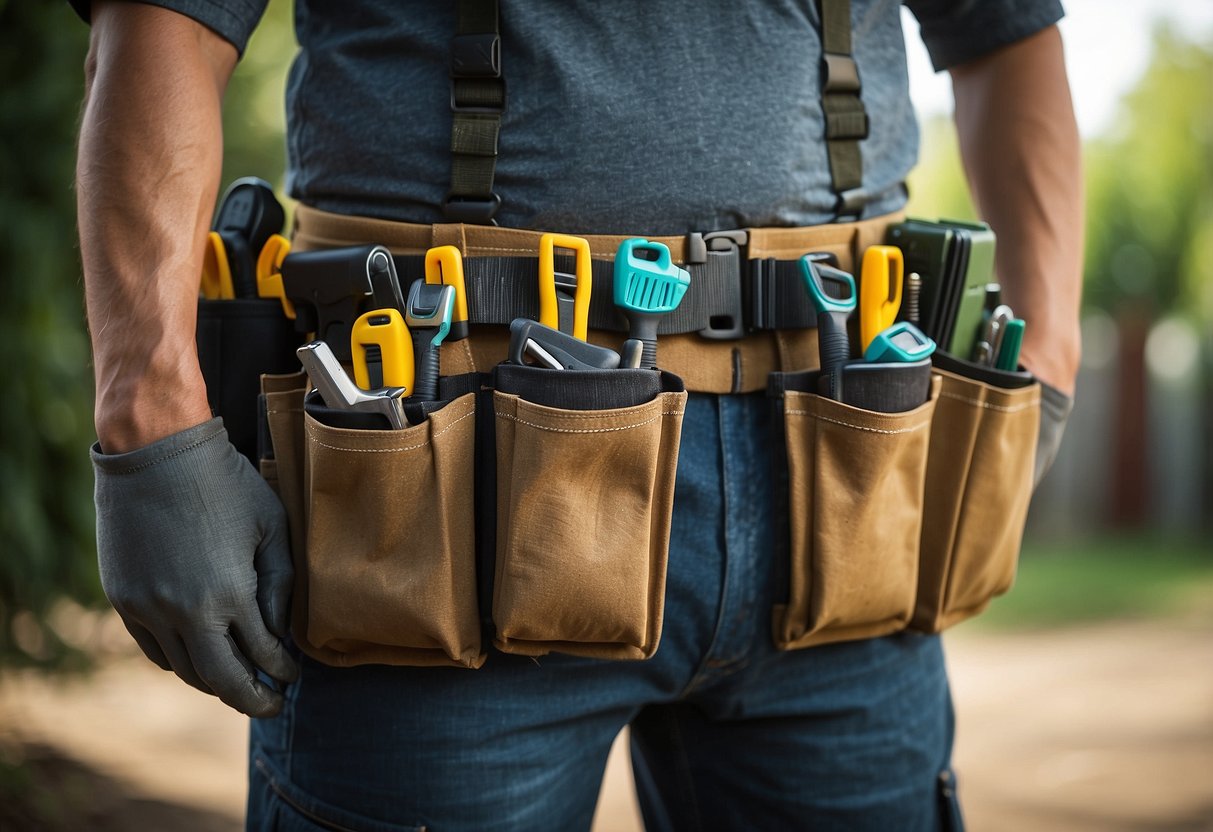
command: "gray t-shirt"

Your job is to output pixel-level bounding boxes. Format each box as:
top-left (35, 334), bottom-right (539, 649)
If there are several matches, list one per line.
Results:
top-left (72, 0), bottom-right (1063, 234)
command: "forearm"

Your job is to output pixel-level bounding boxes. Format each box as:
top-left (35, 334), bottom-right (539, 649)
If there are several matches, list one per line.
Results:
top-left (950, 25), bottom-right (1083, 395)
top-left (78, 1), bottom-right (237, 452)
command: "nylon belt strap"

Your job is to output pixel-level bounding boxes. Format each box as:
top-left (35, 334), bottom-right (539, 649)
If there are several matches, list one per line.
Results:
top-left (391, 252), bottom-right (820, 335)
top-left (819, 0), bottom-right (868, 219)
top-left (445, 0), bottom-right (505, 224)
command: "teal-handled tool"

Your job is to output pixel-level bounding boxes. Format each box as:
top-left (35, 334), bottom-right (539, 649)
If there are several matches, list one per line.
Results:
top-left (994, 318), bottom-right (1025, 371)
top-left (799, 255), bottom-right (857, 401)
top-left (864, 321), bottom-right (936, 363)
top-left (404, 280), bottom-right (455, 401)
top-left (613, 238), bottom-right (691, 370)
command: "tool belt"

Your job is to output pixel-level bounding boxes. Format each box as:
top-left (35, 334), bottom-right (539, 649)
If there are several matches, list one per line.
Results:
top-left (248, 206), bottom-right (1041, 669)
top-left (292, 203), bottom-right (902, 394)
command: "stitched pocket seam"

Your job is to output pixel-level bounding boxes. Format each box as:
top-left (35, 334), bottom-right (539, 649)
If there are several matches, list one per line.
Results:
top-left (307, 408), bottom-right (474, 453)
top-left (937, 391), bottom-right (1039, 414)
top-left (785, 410), bottom-right (931, 436)
top-left (495, 410), bottom-right (670, 434)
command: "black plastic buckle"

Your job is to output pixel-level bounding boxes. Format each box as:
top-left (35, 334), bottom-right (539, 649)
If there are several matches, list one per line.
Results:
top-left (451, 33), bottom-right (501, 79)
top-left (686, 230), bottom-right (748, 340)
top-left (833, 188), bottom-right (867, 223)
top-left (442, 193), bottom-right (501, 225)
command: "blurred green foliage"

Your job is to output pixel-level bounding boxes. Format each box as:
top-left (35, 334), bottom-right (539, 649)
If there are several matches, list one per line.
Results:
top-left (0, 0), bottom-right (294, 667)
top-left (967, 535), bottom-right (1213, 631)
top-left (905, 114), bottom-right (978, 223)
top-left (0, 2), bottom-right (102, 666)
top-left (1083, 24), bottom-right (1213, 323)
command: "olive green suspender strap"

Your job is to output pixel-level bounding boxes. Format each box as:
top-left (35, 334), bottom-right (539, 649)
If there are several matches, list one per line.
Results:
top-left (819, 0), bottom-right (870, 220)
top-left (442, 0), bottom-right (868, 225)
top-left (443, 0), bottom-right (505, 224)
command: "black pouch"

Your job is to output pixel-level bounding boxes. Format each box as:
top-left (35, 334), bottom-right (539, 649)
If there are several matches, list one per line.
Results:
top-left (197, 298), bottom-right (301, 463)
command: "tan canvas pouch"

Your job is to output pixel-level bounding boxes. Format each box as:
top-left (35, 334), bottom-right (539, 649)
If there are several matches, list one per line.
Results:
top-left (773, 376), bottom-right (939, 649)
top-left (490, 367), bottom-right (686, 660)
top-left (912, 359), bottom-right (1041, 632)
top-left (293, 392), bottom-right (484, 668)
top-left (262, 372), bottom-right (309, 560)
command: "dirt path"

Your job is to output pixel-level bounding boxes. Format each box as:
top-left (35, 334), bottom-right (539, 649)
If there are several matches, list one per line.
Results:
top-left (2, 616), bottom-right (1210, 831)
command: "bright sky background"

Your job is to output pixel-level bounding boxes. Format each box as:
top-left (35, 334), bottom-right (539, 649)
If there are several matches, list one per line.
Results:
top-left (901, 0), bottom-right (1213, 138)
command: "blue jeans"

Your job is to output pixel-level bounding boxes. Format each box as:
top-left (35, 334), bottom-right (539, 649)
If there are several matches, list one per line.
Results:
top-left (248, 393), bottom-right (960, 831)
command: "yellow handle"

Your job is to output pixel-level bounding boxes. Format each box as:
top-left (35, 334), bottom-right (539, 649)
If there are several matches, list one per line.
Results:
top-left (859, 245), bottom-right (904, 353)
top-left (424, 245), bottom-right (469, 326)
top-left (351, 308), bottom-right (415, 392)
top-left (200, 231), bottom-right (235, 300)
top-left (538, 233), bottom-right (592, 341)
top-left (255, 234), bottom-right (296, 319)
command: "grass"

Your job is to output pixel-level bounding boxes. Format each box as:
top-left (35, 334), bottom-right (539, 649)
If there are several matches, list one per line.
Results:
top-left (964, 534), bottom-right (1213, 631)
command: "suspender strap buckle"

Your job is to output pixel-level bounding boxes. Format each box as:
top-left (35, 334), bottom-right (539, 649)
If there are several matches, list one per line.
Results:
top-left (442, 193), bottom-right (503, 225)
top-left (451, 33), bottom-right (502, 79)
top-left (822, 52), bottom-right (861, 95)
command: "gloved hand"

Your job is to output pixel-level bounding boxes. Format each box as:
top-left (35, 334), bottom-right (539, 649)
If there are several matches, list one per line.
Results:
top-left (92, 417), bottom-right (298, 717)
top-left (1034, 379), bottom-right (1074, 489)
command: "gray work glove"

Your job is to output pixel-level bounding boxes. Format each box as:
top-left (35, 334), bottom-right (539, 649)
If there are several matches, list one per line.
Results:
top-left (92, 417), bottom-right (297, 717)
top-left (1034, 379), bottom-right (1074, 489)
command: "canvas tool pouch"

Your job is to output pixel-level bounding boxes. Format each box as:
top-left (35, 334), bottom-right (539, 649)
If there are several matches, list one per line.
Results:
top-left (488, 365), bottom-right (687, 660)
top-left (769, 364), bottom-right (939, 649)
top-left (911, 352), bottom-right (1040, 632)
top-left (263, 370), bottom-right (485, 669)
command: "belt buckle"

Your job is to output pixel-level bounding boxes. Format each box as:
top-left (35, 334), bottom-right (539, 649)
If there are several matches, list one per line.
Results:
top-left (686, 230), bottom-right (748, 340)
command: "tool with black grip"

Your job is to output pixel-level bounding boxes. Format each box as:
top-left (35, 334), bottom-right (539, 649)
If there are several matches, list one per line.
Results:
top-left (799, 254), bottom-right (857, 402)
top-left (507, 318), bottom-right (621, 371)
top-left (405, 280), bottom-right (455, 401)
top-left (206, 177), bottom-right (285, 299)
top-left (280, 246), bottom-right (387, 362)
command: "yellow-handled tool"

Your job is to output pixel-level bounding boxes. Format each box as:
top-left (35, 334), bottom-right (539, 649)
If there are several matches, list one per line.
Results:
top-left (255, 233), bottom-right (296, 319)
top-left (351, 308), bottom-right (415, 392)
top-left (200, 231), bottom-right (235, 299)
top-left (538, 233), bottom-right (592, 341)
top-left (424, 245), bottom-right (470, 341)
top-left (859, 245), bottom-right (904, 353)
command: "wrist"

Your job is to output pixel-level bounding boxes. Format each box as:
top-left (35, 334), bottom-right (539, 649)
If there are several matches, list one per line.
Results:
top-left (94, 354), bottom-right (213, 453)
top-left (1020, 338), bottom-right (1080, 397)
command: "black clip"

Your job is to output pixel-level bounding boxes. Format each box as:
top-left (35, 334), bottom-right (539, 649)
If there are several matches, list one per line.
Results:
top-left (442, 193), bottom-right (501, 225)
top-left (451, 33), bottom-right (502, 79)
top-left (686, 230), bottom-right (748, 340)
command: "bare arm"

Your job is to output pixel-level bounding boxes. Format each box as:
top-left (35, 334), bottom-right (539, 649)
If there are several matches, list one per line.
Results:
top-left (950, 24), bottom-right (1083, 395)
top-left (78, 0), bottom-right (237, 452)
